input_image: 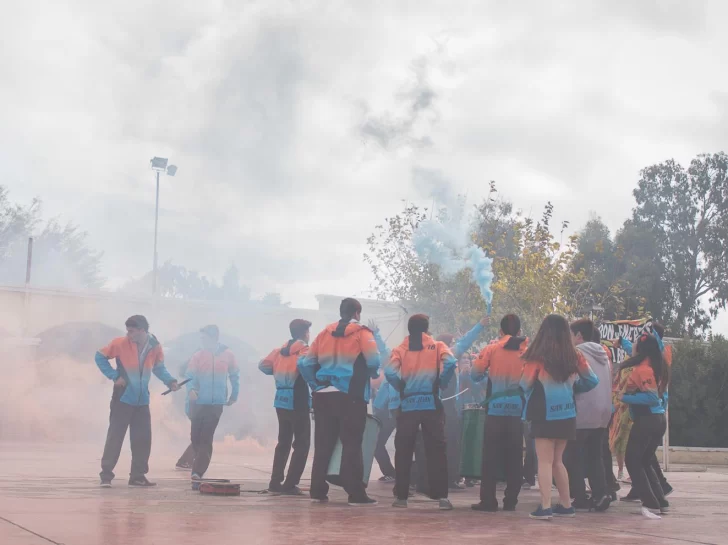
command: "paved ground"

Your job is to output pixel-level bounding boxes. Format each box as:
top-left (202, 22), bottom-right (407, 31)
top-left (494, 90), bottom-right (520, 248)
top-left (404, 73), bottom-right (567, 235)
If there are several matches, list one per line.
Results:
top-left (1, 442), bottom-right (727, 545)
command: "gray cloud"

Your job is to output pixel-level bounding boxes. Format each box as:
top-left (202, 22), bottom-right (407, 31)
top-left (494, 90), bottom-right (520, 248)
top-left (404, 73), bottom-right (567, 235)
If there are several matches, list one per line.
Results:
top-left (1, 0), bottom-right (727, 318)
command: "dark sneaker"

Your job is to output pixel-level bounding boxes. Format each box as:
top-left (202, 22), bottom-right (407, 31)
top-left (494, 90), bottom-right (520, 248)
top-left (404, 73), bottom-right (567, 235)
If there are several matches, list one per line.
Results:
top-left (522, 479), bottom-right (534, 490)
top-left (471, 502), bottom-right (498, 512)
top-left (439, 498), bottom-right (454, 510)
top-left (449, 481), bottom-right (466, 491)
top-left (129, 476), bottom-right (156, 487)
top-left (175, 462), bottom-right (192, 471)
top-left (392, 498), bottom-right (408, 508)
top-left (502, 502), bottom-right (517, 512)
top-left (610, 492), bottom-right (618, 502)
top-left (594, 495), bottom-right (611, 512)
top-left (280, 486), bottom-right (305, 496)
top-left (553, 504), bottom-right (576, 518)
top-left (572, 497), bottom-right (593, 510)
top-left (662, 483), bottom-right (674, 497)
top-left (378, 475), bottom-right (396, 483)
top-left (310, 496), bottom-right (329, 504)
top-left (660, 505), bottom-right (670, 515)
top-left (348, 496), bottom-right (378, 507)
top-left (529, 505), bottom-right (553, 520)
top-left (100, 479), bottom-right (112, 488)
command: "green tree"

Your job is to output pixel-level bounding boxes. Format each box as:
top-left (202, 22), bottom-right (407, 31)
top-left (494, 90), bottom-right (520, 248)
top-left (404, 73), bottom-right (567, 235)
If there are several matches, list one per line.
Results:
top-left (121, 262), bottom-right (251, 301)
top-left (632, 153), bottom-right (728, 336)
top-left (669, 337), bottom-right (728, 447)
top-left (0, 187), bottom-right (103, 289)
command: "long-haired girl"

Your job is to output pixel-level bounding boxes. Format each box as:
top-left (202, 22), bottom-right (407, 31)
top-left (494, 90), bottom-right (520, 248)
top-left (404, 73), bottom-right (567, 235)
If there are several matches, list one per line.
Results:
top-left (519, 314), bottom-right (599, 520)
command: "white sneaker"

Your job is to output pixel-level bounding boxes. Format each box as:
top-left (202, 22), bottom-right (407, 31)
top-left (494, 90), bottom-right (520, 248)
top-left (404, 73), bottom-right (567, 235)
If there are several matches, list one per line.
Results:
top-left (641, 506), bottom-right (661, 520)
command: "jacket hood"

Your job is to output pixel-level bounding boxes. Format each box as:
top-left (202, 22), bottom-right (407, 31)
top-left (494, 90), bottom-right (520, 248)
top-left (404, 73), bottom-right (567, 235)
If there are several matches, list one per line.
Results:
top-left (327, 320), bottom-right (367, 338)
top-left (397, 333), bottom-right (436, 351)
top-left (577, 342), bottom-right (609, 366)
top-left (280, 339), bottom-right (307, 357)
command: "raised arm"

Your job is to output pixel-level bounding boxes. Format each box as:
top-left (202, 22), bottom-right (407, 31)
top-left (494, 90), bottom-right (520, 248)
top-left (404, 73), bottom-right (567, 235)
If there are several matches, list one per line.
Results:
top-left (360, 329), bottom-right (382, 379)
top-left (439, 348), bottom-right (458, 390)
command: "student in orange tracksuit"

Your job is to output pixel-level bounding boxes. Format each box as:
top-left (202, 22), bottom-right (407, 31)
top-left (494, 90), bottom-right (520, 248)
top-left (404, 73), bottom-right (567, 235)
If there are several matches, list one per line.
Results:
top-left (385, 314), bottom-right (458, 510)
top-left (298, 298), bottom-right (381, 506)
top-left (470, 314), bottom-right (528, 512)
top-left (619, 333), bottom-right (670, 518)
top-left (259, 319), bottom-right (313, 495)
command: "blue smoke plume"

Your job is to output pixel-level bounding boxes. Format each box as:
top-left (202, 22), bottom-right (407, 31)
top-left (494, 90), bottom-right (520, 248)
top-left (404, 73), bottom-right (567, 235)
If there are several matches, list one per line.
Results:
top-left (413, 217), bottom-right (494, 314)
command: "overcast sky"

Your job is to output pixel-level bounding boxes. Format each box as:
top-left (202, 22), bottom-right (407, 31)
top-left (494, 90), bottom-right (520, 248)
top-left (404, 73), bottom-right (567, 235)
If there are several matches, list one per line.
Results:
top-left (2, 1), bottom-right (727, 329)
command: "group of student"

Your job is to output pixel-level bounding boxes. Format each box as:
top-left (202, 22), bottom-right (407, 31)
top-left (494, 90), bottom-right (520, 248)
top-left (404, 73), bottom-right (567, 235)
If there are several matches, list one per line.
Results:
top-left (256, 298), bottom-right (673, 520)
top-left (92, 305), bottom-right (671, 521)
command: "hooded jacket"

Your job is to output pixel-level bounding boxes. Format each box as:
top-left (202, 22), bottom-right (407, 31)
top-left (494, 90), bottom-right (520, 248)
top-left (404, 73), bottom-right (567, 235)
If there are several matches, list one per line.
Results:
top-left (520, 351), bottom-right (599, 422)
top-left (259, 340), bottom-right (310, 411)
top-left (298, 320), bottom-right (381, 402)
top-left (471, 335), bottom-right (528, 417)
top-left (186, 344), bottom-right (240, 406)
top-left (95, 334), bottom-right (176, 406)
top-left (622, 358), bottom-right (666, 418)
top-left (372, 331), bottom-right (401, 411)
top-left (575, 342), bottom-right (613, 429)
top-left (384, 334), bottom-right (457, 412)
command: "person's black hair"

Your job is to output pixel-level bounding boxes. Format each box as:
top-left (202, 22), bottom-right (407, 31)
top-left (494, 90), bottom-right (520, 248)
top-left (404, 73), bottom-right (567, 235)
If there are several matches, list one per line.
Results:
top-left (125, 315), bottom-right (149, 332)
top-left (200, 324), bottom-right (220, 340)
top-left (500, 314), bottom-right (521, 336)
top-left (570, 318), bottom-right (595, 343)
top-left (289, 319), bottom-right (312, 340)
top-left (408, 314), bottom-right (429, 351)
top-left (339, 298), bottom-right (362, 321)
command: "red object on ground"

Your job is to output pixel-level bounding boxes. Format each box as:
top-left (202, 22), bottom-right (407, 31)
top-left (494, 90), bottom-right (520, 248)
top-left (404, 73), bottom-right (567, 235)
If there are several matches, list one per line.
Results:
top-left (199, 482), bottom-right (240, 496)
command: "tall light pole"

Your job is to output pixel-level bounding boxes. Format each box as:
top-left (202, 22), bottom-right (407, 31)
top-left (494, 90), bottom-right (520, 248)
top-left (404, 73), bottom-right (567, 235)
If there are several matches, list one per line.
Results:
top-left (149, 157), bottom-right (178, 295)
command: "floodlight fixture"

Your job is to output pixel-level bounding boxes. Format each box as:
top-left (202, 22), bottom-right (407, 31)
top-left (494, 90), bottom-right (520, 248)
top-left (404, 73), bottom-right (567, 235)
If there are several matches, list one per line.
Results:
top-left (150, 157), bottom-right (168, 171)
top-left (166, 164), bottom-right (178, 176)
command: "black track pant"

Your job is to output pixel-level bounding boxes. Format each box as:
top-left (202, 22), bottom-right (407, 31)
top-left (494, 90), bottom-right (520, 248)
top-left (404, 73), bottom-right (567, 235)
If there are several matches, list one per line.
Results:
top-left (479, 415), bottom-right (523, 507)
top-left (394, 408), bottom-right (448, 500)
top-left (269, 408), bottom-right (311, 490)
top-left (309, 392), bottom-right (368, 501)
top-left (625, 414), bottom-right (668, 510)
top-left (100, 400), bottom-right (151, 481)
top-left (565, 428), bottom-right (607, 502)
top-left (602, 426), bottom-right (619, 491)
top-left (191, 405), bottom-right (224, 477)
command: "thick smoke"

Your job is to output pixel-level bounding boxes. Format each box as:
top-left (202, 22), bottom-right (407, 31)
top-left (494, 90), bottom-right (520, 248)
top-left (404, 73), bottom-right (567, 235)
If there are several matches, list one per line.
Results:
top-left (412, 168), bottom-right (494, 311)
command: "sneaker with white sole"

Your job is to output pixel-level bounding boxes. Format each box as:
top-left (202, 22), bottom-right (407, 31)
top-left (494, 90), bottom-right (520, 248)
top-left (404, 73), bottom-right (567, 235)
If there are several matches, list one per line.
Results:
top-left (641, 506), bottom-right (661, 520)
top-left (100, 479), bottom-right (112, 488)
top-left (529, 505), bottom-right (553, 520)
top-left (392, 498), bottom-right (408, 508)
top-left (348, 496), bottom-right (378, 507)
top-left (378, 475), bottom-right (396, 483)
top-left (439, 498), bottom-right (454, 510)
top-left (553, 504), bottom-right (576, 517)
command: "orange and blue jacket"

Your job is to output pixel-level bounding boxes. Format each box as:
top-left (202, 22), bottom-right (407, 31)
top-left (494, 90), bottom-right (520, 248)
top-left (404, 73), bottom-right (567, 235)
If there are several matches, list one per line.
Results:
top-left (384, 334), bottom-right (457, 412)
top-left (519, 352), bottom-right (599, 421)
top-left (622, 359), bottom-right (666, 418)
top-left (185, 344), bottom-right (240, 406)
top-left (298, 320), bottom-right (381, 402)
top-left (259, 340), bottom-right (311, 411)
top-left (95, 335), bottom-right (176, 406)
top-left (471, 335), bottom-right (528, 417)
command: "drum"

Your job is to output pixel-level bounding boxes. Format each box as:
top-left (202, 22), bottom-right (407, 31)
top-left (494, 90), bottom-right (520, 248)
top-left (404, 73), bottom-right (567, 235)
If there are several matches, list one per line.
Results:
top-left (459, 406), bottom-right (486, 478)
top-left (327, 414), bottom-right (381, 487)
